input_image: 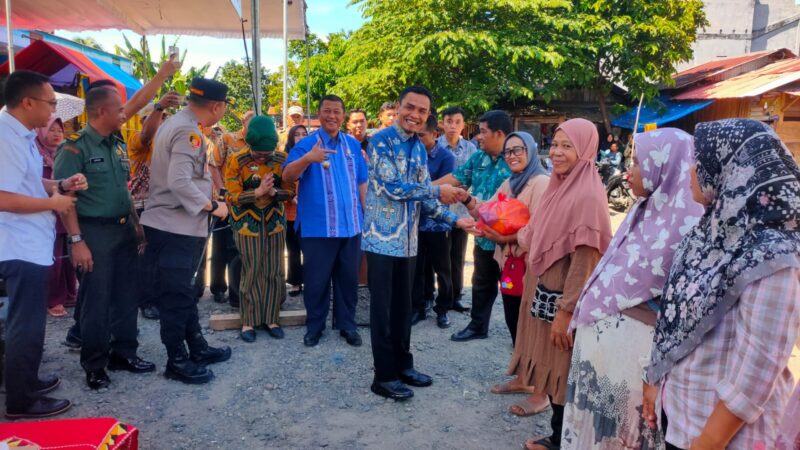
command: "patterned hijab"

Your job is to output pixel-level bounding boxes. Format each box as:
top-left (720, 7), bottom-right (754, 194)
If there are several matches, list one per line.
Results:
top-left (526, 118), bottom-right (612, 276)
top-left (571, 129), bottom-right (704, 328)
top-left (505, 131), bottom-right (547, 198)
top-left (646, 119), bottom-right (800, 384)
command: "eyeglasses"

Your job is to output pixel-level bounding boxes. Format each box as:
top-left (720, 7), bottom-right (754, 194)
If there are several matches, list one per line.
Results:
top-left (31, 97), bottom-right (58, 109)
top-left (501, 146), bottom-right (526, 158)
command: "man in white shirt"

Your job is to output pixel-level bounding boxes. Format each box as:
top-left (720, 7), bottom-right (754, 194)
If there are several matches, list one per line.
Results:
top-left (0, 70), bottom-right (87, 418)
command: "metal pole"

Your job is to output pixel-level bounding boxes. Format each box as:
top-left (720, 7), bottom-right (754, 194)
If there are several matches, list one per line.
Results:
top-left (305, 30), bottom-right (310, 125)
top-left (251, 0), bottom-right (262, 115)
top-left (282, 0), bottom-right (288, 129)
top-left (5, 0), bottom-right (14, 73)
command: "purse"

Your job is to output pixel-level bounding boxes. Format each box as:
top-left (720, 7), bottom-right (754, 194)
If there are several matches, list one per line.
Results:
top-left (500, 250), bottom-right (526, 296)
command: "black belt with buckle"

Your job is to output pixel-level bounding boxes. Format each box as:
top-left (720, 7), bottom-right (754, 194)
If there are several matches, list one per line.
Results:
top-left (79, 215), bottom-right (130, 225)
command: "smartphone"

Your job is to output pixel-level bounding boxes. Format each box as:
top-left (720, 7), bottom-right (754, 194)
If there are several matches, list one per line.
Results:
top-left (168, 45), bottom-right (179, 59)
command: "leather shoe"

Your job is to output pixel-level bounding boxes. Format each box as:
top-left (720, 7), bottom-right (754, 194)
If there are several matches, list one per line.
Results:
top-left (410, 309), bottom-right (427, 326)
top-left (141, 305), bottom-right (159, 320)
top-left (213, 292), bottom-right (226, 303)
top-left (450, 327), bottom-right (488, 342)
top-left (190, 345), bottom-right (232, 365)
top-left (240, 329), bottom-right (256, 343)
top-left (63, 326), bottom-right (81, 349)
top-left (370, 380), bottom-right (414, 401)
top-left (6, 397), bottom-right (72, 419)
top-left (399, 368), bottom-right (433, 387)
top-left (86, 370), bottom-right (110, 390)
top-left (436, 312), bottom-right (451, 329)
top-left (304, 331), bottom-right (322, 347)
top-left (451, 301), bottom-right (470, 312)
top-left (165, 356), bottom-right (214, 384)
top-left (340, 329), bottom-right (362, 346)
top-left (108, 353), bottom-right (156, 373)
top-left (267, 326), bottom-right (285, 340)
top-left (33, 374), bottom-right (60, 395)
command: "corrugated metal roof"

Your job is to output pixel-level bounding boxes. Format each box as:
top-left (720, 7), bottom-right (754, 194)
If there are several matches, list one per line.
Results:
top-left (671, 49), bottom-right (796, 90)
top-left (674, 58), bottom-right (800, 100)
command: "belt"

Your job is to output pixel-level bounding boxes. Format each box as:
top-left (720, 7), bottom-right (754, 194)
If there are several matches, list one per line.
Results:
top-left (79, 215), bottom-right (130, 225)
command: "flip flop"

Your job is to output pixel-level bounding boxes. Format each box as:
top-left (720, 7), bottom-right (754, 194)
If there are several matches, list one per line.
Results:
top-left (509, 396), bottom-right (551, 417)
top-left (524, 437), bottom-right (559, 450)
top-left (490, 381), bottom-right (530, 395)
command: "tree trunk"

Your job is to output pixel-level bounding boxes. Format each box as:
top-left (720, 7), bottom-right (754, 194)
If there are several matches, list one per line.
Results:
top-left (597, 89), bottom-right (612, 136)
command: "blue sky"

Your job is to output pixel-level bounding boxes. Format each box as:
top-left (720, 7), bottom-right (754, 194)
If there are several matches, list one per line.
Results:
top-left (56, 0), bottom-right (365, 75)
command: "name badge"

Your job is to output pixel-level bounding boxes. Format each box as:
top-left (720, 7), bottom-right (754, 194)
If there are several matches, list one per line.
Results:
top-left (90, 157), bottom-right (105, 164)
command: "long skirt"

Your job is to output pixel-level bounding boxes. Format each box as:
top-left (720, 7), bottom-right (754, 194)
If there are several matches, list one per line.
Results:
top-left (47, 233), bottom-right (77, 308)
top-left (233, 230), bottom-right (286, 327)
top-left (562, 313), bottom-right (664, 450)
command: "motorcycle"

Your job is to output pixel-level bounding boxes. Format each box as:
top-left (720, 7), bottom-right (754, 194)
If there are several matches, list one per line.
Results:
top-left (596, 160), bottom-right (636, 213)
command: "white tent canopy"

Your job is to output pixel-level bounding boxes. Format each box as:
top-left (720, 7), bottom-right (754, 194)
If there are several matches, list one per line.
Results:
top-left (2, 0), bottom-right (306, 38)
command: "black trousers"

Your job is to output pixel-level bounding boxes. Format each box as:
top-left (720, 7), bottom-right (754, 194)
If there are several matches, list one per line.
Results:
top-left (300, 236), bottom-right (360, 334)
top-left (550, 397), bottom-right (564, 446)
top-left (467, 247), bottom-right (502, 334)
top-left (449, 228), bottom-right (468, 301)
top-left (145, 226), bottom-right (206, 359)
top-left (210, 223), bottom-right (241, 302)
top-left (77, 220), bottom-right (139, 372)
top-left (285, 220), bottom-right (303, 286)
top-left (423, 258), bottom-right (435, 302)
top-left (135, 208), bottom-right (157, 309)
top-left (501, 293), bottom-right (521, 346)
top-left (412, 231), bottom-right (453, 314)
top-left (0, 260), bottom-right (48, 409)
top-left (367, 252), bottom-right (416, 382)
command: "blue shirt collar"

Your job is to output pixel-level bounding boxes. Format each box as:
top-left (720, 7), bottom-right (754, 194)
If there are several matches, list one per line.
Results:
top-left (0, 109), bottom-right (36, 141)
top-left (391, 123), bottom-right (415, 142)
top-left (318, 129), bottom-right (342, 147)
top-left (437, 135), bottom-right (466, 151)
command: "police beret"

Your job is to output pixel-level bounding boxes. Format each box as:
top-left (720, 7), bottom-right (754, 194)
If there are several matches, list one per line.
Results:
top-left (188, 78), bottom-right (231, 103)
top-left (246, 116), bottom-right (279, 152)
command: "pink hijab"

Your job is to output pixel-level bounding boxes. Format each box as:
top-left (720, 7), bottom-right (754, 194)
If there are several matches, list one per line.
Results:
top-left (35, 116), bottom-right (63, 168)
top-left (526, 118), bottom-right (612, 276)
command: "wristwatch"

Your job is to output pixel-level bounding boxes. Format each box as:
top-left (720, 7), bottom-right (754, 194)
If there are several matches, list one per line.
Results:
top-left (461, 195), bottom-right (473, 206)
top-left (209, 200), bottom-right (220, 213)
top-left (57, 180), bottom-right (68, 195)
top-left (154, 103), bottom-right (165, 112)
top-left (68, 234), bottom-right (83, 244)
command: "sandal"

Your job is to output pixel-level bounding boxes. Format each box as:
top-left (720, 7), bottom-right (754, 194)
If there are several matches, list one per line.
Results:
top-left (509, 394), bottom-right (551, 417)
top-left (525, 437), bottom-right (559, 450)
top-left (48, 305), bottom-right (68, 317)
top-left (490, 381), bottom-right (532, 395)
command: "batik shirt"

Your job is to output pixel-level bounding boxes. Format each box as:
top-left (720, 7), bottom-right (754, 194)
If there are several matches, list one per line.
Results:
top-left (362, 123), bottom-right (458, 257)
top-left (225, 148), bottom-right (295, 237)
top-left (452, 150), bottom-right (511, 251)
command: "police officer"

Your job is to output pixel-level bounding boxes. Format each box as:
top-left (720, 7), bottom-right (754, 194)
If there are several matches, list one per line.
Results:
top-left (140, 78), bottom-right (232, 384)
top-left (54, 85), bottom-right (155, 390)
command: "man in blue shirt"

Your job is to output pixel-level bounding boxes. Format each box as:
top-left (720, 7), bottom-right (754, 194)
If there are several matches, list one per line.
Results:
top-left (362, 86), bottom-right (474, 400)
top-left (283, 95), bottom-right (368, 348)
top-left (410, 115), bottom-right (456, 329)
top-left (438, 106), bottom-right (478, 313)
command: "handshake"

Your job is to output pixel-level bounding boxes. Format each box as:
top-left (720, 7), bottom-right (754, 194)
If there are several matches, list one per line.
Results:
top-left (438, 184), bottom-right (469, 205)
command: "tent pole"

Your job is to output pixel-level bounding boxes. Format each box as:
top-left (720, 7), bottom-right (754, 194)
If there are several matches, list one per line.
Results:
top-left (5, 0), bottom-right (14, 73)
top-left (282, 0), bottom-right (288, 129)
top-left (251, 0), bottom-right (262, 115)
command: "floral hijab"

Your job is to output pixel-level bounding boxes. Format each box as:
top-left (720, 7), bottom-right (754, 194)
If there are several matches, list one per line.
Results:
top-left (571, 129), bottom-right (704, 328)
top-left (646, 119), bottom-right (800, 384)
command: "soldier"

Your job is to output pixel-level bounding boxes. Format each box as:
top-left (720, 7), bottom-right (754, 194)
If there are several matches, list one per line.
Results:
top-left (54, 85), bottom-right (155, 390)
top-left (140, 78), bottom-right (232, 384)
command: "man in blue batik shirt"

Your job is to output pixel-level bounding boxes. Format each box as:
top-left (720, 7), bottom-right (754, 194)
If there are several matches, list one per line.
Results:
top-left (410, 116), bottom-right (456, 329)
top-left (362, 86), bottom-right (474, 401)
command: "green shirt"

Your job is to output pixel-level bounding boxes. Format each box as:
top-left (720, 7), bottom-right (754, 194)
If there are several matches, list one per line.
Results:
top-left (453, 150), bottom-right (512, 251)
top-left (53, 125), bottom-right (132, 218)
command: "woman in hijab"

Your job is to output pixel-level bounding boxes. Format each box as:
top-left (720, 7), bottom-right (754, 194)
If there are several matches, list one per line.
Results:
top-left (643, 119), bottom-right (800, 449)
top-left (284, 124), bottom-right (308, 297)
top-left (520, 118), bottom-right (612, 450)
top-left (36, 116), bottom-right (76, 317)
top-left (561, 128), bottom-right (704, 449)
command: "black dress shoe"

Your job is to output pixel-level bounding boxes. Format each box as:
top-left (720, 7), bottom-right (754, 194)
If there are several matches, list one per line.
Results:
top-left (450, 327), bottom-right (488, 342)
top-left (213, 292), bottom-right (226, 303)
top-left (370, 380), bottom-right (414, 400)
top-left (339, 329), bottom-right (362, 346)
top-left (33, 374), bottom-right (60, 395)
top-left (399, 368), bottom-right (433, 387)
top-left (141, 305), bottom-right (160, 320)
top-left (86, 370), bottom-right (111, 390)
top-left (410, 309), bottom-right (427, 326)
top-left (303, 331), bottom-right (322, 347)
top-left (165, 356), bottom-right (214, 384)
top-left (451, 301), bottom-right (471, 313)
top-left (436, 312), bottom-right (451, 329)
top-left (240, 329), bottom-right (256, 342)
top-left (63, 326), bottom-right (82, 349)
top-left (267, 326), bottom-right (285, 340)
top-left (108, 353), bottom-right (156, 373)
top-left (229, 299), bottom-right (240, 309)
top-left (6, 397), bottom-right (72, 419)
top-left (190, 345), bottom-right (232, 365)
top-left (288, 285), bottom-right (302, 297)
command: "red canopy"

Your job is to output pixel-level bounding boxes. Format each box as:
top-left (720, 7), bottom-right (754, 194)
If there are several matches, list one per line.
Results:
top-left (0, 40), bottom-right (129, 101)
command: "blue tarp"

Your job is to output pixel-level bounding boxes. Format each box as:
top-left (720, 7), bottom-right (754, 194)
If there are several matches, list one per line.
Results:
top-left (612, 96), bottom-right (713, 131)
top-left (89, 57), bottom-right (142, 99)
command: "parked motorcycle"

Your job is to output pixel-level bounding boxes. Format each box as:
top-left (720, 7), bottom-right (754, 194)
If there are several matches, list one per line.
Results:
top-left (606, 170), bottom-right (636, 212)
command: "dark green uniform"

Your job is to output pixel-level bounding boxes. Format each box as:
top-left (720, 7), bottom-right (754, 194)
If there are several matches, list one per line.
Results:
top-left (53, 125), bottom-right (141, 373)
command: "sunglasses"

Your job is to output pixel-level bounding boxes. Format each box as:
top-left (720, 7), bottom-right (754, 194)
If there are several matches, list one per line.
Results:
top-left (501, 146), bottom-right (526, 158)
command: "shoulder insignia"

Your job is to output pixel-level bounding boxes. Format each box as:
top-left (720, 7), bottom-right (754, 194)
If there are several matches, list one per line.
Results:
top-left (188, 132), bottom-right (203, 150)
top-left (65, 132), bottom-right (82, 143)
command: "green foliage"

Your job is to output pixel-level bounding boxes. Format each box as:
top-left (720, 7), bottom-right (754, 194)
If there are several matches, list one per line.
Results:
top-left (216, 59), bottom-right (271, 132)
top-left (73, 37), bottom-right (105, 51)
top-left (293, 32), bottom-right (351, 113)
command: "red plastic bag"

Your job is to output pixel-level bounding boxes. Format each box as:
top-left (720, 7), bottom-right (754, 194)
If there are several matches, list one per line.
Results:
top-left (477, 193), bottom-right (530, 236)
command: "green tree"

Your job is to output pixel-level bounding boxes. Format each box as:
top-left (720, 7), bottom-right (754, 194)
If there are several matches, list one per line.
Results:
top-left (292, 32), bottom-right (351, 113)
top-left (216, 59), bottom-right (271, 131)
top-left (73, 37), bottom-right (105, 51)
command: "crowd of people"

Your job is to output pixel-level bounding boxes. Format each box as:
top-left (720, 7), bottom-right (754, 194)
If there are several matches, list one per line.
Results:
top-left (1, 58), bottom-right (799, 450)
